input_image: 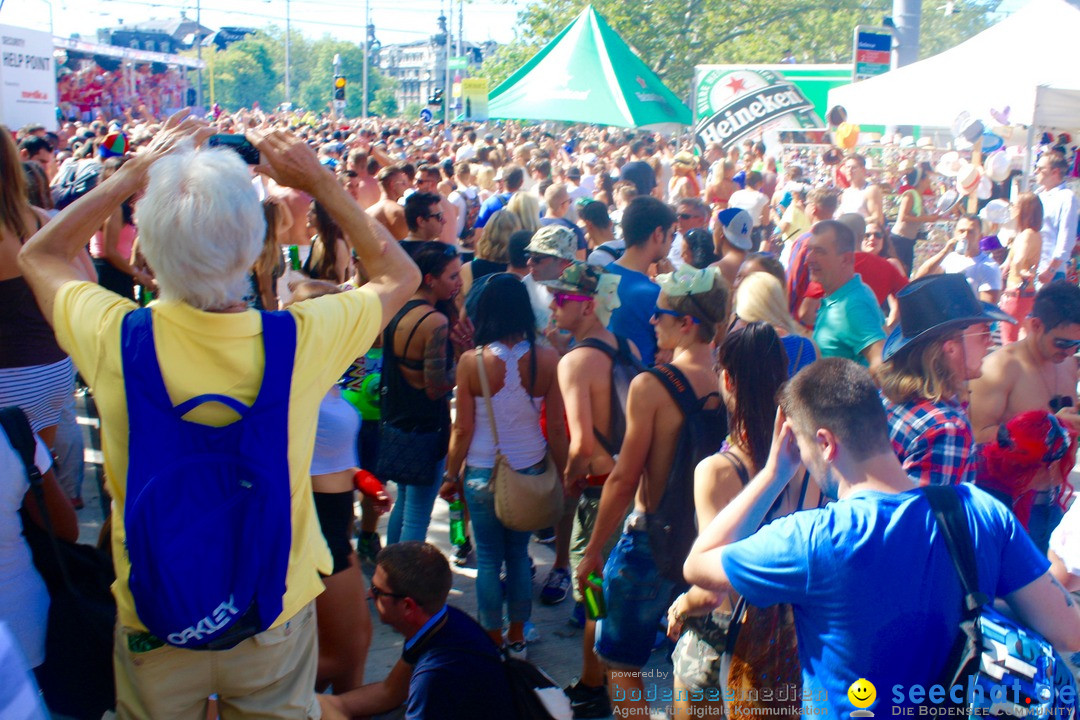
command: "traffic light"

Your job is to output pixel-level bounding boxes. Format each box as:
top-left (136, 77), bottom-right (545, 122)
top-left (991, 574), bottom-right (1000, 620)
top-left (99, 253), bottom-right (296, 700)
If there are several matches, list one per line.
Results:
top-left (428, 88), bottom-right (443, 106)
top-left (334, 75), bottom-right (346, 101)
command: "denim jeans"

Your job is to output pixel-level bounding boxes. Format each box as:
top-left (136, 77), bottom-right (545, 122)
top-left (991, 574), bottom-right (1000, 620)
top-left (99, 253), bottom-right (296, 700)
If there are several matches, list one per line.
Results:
top-left (464, 465), bottom-right (534, 631)
top-left (386, 458), bottom-right (444, 545)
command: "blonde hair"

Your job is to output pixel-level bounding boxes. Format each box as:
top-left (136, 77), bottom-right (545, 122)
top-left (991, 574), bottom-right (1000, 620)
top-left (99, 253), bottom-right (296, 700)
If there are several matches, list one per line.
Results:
top-left (475, 165), bottom-right (495, 192)
top-left (475, 209), bottom-right (519, 263)
top-left (877, 336), bottom-right (962, 405)
top-left (507, 191), bottom-right (540, 233)
top-left (665, 271), bottom-right (730, 344)
top-left (735, 273), bottom-right (811, 340)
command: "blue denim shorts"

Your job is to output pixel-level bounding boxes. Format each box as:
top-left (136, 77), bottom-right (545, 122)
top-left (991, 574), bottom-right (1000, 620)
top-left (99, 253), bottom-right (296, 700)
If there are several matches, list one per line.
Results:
top-left (594, 524), bottom-right (679, 669)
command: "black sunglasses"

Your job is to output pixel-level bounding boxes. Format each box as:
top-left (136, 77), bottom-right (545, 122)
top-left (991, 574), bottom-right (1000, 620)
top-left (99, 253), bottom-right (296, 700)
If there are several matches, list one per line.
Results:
top-left (678, 213), bottom-right (703, 220)
top-left (369, 585), bottom-right (408, 601)
top-left (425, 212), bottom-right (445, 222)
top-left (1053, 337), bottom-right (1080, 351)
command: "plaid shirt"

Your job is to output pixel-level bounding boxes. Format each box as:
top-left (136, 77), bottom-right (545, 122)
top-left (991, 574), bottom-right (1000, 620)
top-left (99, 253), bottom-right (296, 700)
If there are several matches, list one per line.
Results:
top-left (884, 396), bottom-right (976, 486)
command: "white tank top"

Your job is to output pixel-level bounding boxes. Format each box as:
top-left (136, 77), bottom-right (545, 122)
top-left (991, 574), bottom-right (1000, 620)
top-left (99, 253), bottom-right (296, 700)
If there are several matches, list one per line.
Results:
top-left (467, 341), bottom-right (547, 470)
top-left (838, 185), bottom-right (871, 218)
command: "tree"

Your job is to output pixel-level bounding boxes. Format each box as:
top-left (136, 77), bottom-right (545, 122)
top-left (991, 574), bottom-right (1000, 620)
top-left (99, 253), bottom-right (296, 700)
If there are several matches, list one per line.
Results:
top-left (204, 27), bottom-right (398, 116)
top-left (480, 0), bottom-right (999, 98)
top-left (372, 86), bottom-right (400, 117)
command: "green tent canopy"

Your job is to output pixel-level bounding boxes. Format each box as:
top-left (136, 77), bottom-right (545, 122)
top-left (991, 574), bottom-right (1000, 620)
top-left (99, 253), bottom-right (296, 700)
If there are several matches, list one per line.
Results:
top-left (487, 6), bottom-right (692, 128)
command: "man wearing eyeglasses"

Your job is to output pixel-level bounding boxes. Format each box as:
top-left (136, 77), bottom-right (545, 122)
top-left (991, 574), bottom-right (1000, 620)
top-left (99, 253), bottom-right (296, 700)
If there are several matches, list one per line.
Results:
top-left (321, 542), bottom-right (518, 720)
top-left (1034, 151), bottom-right (1079, 286)
top-left (970, 281), bottom-right (1080, 550)
top-left (666, 198), bottom-right (709, 270)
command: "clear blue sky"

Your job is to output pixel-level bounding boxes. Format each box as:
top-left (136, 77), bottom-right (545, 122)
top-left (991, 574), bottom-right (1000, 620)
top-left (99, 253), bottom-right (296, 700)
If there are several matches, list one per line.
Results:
top-left (0, 0), bottom-right (524, 47)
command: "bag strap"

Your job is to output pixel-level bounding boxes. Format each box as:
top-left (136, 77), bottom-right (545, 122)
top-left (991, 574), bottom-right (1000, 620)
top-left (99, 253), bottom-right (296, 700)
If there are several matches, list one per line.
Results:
top-left (720, 451), bottom-right (751, 487)
top-left (0, 407), bottom-right (74, 593)
top-left (646, 363), bottom-right (702, 417)
top-left (475, 346), bottom-right (501, 453)
top-left (923, 485), bottom-right (988, 617)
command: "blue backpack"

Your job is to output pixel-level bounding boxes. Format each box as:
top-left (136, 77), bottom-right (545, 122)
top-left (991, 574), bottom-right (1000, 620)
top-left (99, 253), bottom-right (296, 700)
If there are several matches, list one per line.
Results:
top-left (120, 308), bottom-right (295, 649)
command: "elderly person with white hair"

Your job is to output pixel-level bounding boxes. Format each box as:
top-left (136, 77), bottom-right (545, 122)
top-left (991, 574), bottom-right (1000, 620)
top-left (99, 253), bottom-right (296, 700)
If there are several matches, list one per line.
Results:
top-left (18, 112), bottom-right (419, 718)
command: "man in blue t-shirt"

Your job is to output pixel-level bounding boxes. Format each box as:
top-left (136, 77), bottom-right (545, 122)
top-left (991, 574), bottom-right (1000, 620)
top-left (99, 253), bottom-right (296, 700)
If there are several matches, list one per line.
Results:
top-left (474, 164), bottom-right (524, 230)
top-left (605, 196), bottom-right (676, 366)
top-left (323, 542), bottom-right (517, 720)
top-left (684, 358), bottom-right (1080, 719)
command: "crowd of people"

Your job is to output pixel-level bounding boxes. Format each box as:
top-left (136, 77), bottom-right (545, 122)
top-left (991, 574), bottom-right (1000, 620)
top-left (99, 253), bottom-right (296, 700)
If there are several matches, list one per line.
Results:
top-left (57, 61), bottom-right (188, 123)
top-left (3, 106), bottom-right (1080, 720)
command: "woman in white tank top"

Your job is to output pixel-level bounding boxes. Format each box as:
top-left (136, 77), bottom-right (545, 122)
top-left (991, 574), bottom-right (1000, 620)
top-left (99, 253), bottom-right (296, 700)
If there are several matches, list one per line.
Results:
top-left (440, 273), bottom-right (567, 657)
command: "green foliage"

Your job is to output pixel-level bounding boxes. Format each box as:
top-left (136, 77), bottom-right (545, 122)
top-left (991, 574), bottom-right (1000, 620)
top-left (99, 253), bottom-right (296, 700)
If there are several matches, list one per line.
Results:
top-left (373, 87), bottom-right (400, 117)
top-left (204, 27), bottom-right (398, 116)
top-left (482, 0), bottom-right (999, 98)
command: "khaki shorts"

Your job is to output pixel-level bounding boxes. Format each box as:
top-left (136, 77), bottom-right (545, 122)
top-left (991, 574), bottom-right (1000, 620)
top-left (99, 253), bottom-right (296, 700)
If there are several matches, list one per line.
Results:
top-left (569, 488), bottom-right (626, 603)
top-left (114, 602), bottom-right (321, 720)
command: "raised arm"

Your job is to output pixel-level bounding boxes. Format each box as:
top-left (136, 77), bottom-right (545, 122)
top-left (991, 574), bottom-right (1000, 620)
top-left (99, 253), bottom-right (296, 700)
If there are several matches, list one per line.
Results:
top-left (251, 129), bottom-right (420, 329)
top-left (20, 110), bottom-right (209, 324)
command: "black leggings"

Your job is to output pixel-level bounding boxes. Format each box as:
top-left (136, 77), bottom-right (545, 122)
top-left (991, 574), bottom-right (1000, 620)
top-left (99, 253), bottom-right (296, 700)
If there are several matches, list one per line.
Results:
top-left (314, 490), bottom-right (357, 576)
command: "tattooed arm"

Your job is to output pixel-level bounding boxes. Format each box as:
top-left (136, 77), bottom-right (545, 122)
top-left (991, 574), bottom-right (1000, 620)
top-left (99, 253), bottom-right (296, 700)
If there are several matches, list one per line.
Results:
top-left (1005, 571), bottom-right (1080, 651)
top-left (423, 315), bottom-right (456, 400)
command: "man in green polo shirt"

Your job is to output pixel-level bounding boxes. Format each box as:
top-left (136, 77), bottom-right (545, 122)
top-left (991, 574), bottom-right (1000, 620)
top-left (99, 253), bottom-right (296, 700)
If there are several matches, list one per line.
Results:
top-left (807, 219), bottom-right (886, 368)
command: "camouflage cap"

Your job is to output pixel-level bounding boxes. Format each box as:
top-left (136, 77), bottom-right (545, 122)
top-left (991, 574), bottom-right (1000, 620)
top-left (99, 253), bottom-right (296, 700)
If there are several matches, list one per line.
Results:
top-left (526, 225), bottom-right (577, 261)
top-left (541, 261), bottom-right (601, 295)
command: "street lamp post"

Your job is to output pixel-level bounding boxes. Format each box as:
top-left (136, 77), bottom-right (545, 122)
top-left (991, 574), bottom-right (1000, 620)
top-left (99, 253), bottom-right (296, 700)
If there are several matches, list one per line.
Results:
top-left (362, 0), bottom-right (369, 118)
top-left (284, 0), bottom-right (291, 105)
top-left (196, 0), bottom-right (203, 109)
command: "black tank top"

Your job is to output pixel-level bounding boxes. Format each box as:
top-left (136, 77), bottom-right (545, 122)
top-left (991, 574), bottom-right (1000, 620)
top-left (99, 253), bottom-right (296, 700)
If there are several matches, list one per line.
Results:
top-left (380, 299), bottom-right (451, 442)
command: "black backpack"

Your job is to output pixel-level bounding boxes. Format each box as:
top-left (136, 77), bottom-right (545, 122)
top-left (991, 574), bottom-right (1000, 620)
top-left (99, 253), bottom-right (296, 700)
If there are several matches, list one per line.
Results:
top-left (575, 335), bottom-right (644, 457)
top-left (0, 407), bottom-right (116, 719)
top-left (51, 158), bottom-right (103, 211)
top-left (643, 364), bottom-right (727, 583)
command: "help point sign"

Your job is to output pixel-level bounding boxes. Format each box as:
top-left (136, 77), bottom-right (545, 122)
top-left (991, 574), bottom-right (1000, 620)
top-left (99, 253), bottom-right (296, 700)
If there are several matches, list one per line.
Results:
top-left (0, 25), bottom-right (57, 130)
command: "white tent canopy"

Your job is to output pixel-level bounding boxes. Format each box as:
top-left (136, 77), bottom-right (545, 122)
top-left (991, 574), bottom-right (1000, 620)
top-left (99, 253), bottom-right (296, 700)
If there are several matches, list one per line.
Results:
top-left (828, 0), bottom-right (1080, 129)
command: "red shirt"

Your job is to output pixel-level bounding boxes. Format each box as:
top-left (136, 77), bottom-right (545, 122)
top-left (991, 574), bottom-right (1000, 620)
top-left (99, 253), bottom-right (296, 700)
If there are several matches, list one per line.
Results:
top-left (854, 253), bottom-right (908, 306)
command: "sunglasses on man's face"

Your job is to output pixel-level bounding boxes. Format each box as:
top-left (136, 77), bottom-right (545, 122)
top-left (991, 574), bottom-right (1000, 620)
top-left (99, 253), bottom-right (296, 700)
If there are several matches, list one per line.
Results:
top-left (1052, 337), bottom-right (1080, 351)
top-left (553, 292), bottom-right (591, 307)
top-left (652, 306), bottom-right (700, 324)
top-left (865, 232), bottom-right (883, 239)
top-left (425, 212), bottom-right (445, 222)
top-left (369, 585), bottom-right (408, 601)
top-left (677, 213), bottom-right (703, 221)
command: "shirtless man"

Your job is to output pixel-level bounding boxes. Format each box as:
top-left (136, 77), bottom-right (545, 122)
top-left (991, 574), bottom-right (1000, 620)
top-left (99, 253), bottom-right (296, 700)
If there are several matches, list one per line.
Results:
top-left (547, 263), bottom-right (642, 720)
top-left (345, 149), bottom-right (381, 209)
top-left (970, 281), bottom-right (1080, 550)
top-left (415, 164), bottom-right (458, 245)
top-left (576, 267), bottom-right (728, 718)
top-left (368, 164), bottom-right (410, 240)
top-left (713, 208), bottom-right (752, 287)
top-left (837, 154), bottom-right (883, 227)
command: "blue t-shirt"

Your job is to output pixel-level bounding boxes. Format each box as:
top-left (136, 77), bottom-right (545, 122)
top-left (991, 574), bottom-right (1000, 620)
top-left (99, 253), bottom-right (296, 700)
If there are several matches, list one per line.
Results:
top-left (540, 215), bottom-right (588, 252)
top-left (781, 334), bottom-right (816, 377)
top-left (474, 192), bottom-right (511, 230)
top-left (721, 484), bottom-right (1047, 718)
top-left (604, 263), bottom-right (660, 366)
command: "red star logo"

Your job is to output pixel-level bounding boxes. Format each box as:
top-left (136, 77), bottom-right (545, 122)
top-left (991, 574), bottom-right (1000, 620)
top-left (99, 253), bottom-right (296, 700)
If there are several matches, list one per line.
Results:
top-left (636, 76), bottom-right (646, 88)
top-left (725, 76), bottom-right (747, 94)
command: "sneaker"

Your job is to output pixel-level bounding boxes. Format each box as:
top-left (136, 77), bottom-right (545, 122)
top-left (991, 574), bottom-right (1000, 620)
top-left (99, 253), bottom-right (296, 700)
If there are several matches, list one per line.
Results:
top-left (568, 601), bottom-right (585, 629)
top-left (356, 531), bottom-right (381, 565)
top-left (540, 567), bottom-right (571, 605)
top-left (506, 641), bottom-right (528, 660)
top-left (453, 536), bottom-right (473, 567)
top-left (534, 526), bottom-right (556, 544)
top-left (565, 680), bottom-right (612, 719)
top-left (524, 621), bottom-right (541, 643)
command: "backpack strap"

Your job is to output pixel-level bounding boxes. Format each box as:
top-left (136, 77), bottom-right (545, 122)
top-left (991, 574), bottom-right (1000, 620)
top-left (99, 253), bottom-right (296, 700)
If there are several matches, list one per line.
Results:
top-left (574, 338), bottom-right (620, 457)
top-left (616, 335), bottom-right (646, 373)
top-left (646, 363), bottom-right (703, 417)
top-left (923, 485), bottom-right (988, 617)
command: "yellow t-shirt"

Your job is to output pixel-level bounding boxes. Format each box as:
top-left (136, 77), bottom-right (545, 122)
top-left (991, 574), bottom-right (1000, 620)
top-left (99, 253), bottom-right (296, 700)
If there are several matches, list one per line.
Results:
top-left (52, 281), bottom-right (382, 631)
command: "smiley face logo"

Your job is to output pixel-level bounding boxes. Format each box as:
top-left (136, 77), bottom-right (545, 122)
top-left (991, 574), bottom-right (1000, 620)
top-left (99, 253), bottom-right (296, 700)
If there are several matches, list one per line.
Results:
top-left (848, 678), bottom-right (877, 711)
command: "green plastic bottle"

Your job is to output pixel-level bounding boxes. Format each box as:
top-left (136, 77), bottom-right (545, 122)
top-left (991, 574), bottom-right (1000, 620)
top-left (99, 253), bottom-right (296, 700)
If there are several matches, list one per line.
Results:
top-left (288, 245), bottom-right (301, 271)
top-left (448, 494), bottom-right (466, 547)
top-left (584, 571), bottom-right (606, 620)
